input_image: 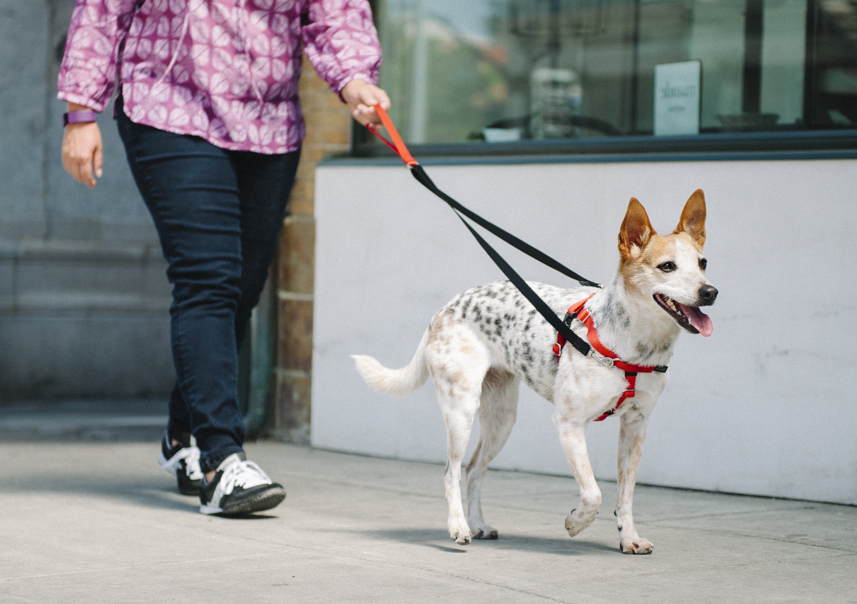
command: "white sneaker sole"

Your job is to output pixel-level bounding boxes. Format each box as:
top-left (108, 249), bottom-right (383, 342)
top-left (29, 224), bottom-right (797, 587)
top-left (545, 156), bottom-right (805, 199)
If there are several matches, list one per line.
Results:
top-left (199, 485), bottom-right (286, 516)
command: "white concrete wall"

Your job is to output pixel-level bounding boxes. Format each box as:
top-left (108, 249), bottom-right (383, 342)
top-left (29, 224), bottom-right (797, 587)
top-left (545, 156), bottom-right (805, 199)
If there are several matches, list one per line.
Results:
top-left (313, 158), bottom-right (857, 505)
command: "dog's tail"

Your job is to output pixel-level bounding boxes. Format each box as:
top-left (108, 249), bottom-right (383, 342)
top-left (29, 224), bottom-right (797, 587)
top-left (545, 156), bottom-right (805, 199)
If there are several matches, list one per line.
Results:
top-left (352, 330), bottom-right (430, 396)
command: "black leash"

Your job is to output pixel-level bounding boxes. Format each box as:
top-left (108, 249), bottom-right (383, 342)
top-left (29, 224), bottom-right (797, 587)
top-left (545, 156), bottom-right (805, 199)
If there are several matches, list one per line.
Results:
top-left (367, 109), bottom-right (602, 360)
top-left (409, 165), bottom-right (601, 289)
top-left (409, 165), bottom-right (597, 359)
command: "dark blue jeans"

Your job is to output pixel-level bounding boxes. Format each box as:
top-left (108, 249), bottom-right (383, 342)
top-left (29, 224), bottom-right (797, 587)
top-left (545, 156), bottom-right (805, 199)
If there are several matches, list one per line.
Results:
top-left (117, 104), bottom-right (300, 473)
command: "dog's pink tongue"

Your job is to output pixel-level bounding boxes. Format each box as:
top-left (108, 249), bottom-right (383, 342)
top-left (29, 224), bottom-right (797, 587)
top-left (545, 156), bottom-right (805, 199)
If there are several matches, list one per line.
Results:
top-left (678, 303), bottom-right (713, 337)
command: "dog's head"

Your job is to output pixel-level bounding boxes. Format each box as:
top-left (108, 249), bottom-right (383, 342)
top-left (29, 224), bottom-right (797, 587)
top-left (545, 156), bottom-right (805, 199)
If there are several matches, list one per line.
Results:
top-left (617, 189), bottom-right (717, 336)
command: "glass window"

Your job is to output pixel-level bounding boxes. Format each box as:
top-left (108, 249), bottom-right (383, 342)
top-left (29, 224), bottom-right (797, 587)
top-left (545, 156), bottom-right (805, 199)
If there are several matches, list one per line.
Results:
top-left (364, 0), bottom-right (857, 150)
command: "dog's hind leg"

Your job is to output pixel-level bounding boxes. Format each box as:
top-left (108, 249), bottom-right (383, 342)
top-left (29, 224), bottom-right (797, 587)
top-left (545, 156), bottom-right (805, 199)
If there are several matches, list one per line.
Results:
top-left (426, 325), bottom-right (491, 546)
top-left (616, 411), bottom-right (653, 554)
top-left (465, 371), bottom-right (519, 540)
top-left (438, 388), bottom-right (482, 545)
top-left (552, 413), bottom-right (602, 538)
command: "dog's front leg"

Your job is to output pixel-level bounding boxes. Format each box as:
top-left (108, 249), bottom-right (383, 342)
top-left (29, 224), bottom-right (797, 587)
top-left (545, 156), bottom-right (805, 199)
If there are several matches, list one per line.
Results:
top-left (553, 414), bottom-right (601, 537)
top-left (616, 411), bottom-right (653, 554)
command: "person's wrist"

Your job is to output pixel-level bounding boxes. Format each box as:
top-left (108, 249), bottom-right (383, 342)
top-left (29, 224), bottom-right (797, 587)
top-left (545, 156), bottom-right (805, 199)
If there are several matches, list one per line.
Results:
top-left (340, 78), bottom-right (366, 104)
top-left (63, 109), bottom-right (97, 127)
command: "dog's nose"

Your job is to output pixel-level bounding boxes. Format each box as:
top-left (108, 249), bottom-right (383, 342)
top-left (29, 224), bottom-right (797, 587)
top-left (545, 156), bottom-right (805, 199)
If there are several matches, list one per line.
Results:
top-left (698, 285), bottom-right (718, 306)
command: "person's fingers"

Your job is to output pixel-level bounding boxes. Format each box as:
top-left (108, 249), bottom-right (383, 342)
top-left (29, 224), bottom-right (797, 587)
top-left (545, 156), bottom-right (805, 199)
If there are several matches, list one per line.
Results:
top-left (358, 86), bottom-right (391, 113)
top-left (93, 144), bottom-right (103, 179)
top-left (371, 87), bottom-right (391, 111)
top-left (79, 156), bottom-right (96, 188)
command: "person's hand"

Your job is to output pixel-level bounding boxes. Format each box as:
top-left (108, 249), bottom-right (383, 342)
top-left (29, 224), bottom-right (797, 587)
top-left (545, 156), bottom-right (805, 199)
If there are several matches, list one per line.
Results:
top-left (61, 104), bottom-right (103, 188)
top-left (340, 78), bottom-right (391, 126)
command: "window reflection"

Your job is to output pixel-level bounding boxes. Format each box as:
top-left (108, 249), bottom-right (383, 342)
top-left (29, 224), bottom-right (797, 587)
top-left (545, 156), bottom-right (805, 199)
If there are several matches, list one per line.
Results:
top-left (374, 0), bottom-right (857, 145)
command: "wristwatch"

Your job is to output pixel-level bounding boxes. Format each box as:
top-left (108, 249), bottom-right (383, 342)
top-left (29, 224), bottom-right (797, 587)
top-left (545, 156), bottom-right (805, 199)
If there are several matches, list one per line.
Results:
top-left (63, 109), bottom-right (97, 126)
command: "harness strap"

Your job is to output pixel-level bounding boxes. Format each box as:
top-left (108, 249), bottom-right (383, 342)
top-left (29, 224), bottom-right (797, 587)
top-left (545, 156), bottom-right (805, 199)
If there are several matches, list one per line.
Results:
top-left (552, 295), bottom-right (668, 421)
top-left (595, 372), bottom-right (638, 421)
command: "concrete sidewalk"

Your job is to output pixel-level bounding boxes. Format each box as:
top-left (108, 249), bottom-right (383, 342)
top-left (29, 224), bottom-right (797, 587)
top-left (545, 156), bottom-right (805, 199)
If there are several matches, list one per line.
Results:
top-left (1, 402), bottom-right (855, 603)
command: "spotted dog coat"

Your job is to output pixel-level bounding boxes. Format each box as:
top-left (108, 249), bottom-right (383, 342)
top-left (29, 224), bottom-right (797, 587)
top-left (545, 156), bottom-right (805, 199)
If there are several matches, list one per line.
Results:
top-left (354, 190), bottom-right (717, 554)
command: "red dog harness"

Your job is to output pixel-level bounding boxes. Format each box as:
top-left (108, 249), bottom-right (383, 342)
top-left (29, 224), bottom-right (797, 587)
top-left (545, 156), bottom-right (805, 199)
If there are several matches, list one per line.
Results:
top-left (553, 295), bottom-right (668, 421)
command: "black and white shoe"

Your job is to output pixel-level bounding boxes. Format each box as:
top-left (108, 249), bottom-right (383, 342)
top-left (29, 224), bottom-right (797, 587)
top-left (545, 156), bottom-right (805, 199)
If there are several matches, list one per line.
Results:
top-left (158, 431), bottom-right (203, 496)
top-left (199, 453), bottom-right (286, 516)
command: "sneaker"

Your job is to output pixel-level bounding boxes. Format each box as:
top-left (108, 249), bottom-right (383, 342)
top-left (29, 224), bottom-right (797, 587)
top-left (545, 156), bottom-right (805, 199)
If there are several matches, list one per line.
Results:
top-left (158, 431), bottom-right (203, 496)
top-left (199, 453), bottom-right (286, 516)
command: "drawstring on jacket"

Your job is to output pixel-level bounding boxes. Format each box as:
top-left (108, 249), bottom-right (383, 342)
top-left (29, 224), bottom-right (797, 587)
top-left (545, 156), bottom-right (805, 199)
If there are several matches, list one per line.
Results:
top-left (155, 9), bottom-right (190, 90)
top-left (155, 0), bottom-right (265, 108)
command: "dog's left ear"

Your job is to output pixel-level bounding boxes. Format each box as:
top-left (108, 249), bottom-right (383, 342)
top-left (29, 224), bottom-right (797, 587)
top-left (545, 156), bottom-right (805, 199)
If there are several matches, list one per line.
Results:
top-left (619, 198), bottom-right (656, 259)
top-left (675, 189), bottom-right (707, 249)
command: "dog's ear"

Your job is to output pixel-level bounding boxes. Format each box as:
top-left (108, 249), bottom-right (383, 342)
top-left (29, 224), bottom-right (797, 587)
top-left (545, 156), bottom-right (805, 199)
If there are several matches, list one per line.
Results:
top-left (618, 198), bottom-right (656, 259)
top-left (675, 189), bottom-right (707, 248)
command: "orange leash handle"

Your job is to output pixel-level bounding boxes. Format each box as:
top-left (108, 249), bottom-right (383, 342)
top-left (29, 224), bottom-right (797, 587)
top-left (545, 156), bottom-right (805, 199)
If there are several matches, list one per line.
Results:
top-left (365, 105), bottom-right (418, 167)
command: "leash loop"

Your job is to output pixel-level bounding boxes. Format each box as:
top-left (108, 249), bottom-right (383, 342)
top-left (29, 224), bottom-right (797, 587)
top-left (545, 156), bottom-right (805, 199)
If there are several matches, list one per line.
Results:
top-left (366, 109), bottom-right (418, 166)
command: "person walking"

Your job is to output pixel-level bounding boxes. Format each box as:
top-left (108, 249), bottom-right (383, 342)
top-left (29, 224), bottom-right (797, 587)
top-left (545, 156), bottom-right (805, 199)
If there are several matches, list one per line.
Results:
top-left (59, 0), bottom-right (390, 516)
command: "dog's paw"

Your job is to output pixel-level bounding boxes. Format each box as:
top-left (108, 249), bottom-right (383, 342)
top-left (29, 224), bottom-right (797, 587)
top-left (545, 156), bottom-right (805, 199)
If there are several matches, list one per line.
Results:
top-left (471, 526), bottom-right (499, 540)
top-left (564, 508), bottom-right (597, 537)
top-left (619, 536), bottom-right (653, 554)
top-left (450, 530), bottom-right (472, 545)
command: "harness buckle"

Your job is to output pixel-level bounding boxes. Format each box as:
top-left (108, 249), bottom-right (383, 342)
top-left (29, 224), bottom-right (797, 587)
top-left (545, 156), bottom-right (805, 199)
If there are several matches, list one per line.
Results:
top-left (587, 350), bottom-right (615, 368)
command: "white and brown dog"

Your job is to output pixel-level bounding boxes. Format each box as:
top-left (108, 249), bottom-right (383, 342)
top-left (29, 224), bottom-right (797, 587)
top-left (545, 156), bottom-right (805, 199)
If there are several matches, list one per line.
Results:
top-left (353, 190), bottom-right (716, 554)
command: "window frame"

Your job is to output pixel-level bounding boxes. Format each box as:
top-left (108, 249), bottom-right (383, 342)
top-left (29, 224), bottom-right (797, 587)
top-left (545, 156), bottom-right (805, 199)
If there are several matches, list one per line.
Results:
top-left (350, 125), bottom-right (857, 161)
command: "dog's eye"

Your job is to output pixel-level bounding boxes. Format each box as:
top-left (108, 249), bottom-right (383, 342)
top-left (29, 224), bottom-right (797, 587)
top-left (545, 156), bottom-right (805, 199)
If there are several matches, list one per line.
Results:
top-left (699, 258), bottom-right (707, 270)
top-left (657, 261), bottom-right (677, 273)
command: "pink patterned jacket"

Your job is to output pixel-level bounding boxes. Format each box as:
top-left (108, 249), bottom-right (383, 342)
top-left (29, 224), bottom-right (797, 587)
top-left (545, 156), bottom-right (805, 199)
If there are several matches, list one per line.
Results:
top-left (58, 0), bottom-right (382, 154)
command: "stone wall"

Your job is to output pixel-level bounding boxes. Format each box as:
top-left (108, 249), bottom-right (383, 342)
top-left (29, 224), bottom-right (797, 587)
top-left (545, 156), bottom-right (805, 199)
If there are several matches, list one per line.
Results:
top-left (271, 55), bottom-right (353, 443)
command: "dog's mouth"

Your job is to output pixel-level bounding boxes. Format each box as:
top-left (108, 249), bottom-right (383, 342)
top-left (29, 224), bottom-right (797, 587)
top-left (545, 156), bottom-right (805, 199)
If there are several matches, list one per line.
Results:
top-left (654, 294), bottom-right (713, 337)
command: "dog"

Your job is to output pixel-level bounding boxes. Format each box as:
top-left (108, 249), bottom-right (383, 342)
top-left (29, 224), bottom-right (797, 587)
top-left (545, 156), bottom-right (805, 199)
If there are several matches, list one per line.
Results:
top-left (353, 190), bottom-right (716, 554)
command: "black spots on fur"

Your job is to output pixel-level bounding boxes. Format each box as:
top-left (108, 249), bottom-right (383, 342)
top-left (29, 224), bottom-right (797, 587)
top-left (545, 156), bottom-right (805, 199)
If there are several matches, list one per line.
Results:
top-left (472, 304), bottom-right (483, 324)
top-left (614, 303), bottom-right (631, 330)
top-left (460, 296), bottom-right (472, 319)
top-left (522, 308), bottom-right (537, 333)
top-left (519, 363), bottom-right (532, 385)
top-left (595, 294), bottom-right (632, 333)
top-left (521, 341), bottom-right (535, 364)
top-left (636, 340), bottom-right (672, 359)
top-left (635, 343), bottom-right (653, 359)
top-left (601, 292), bottom-right (630, 331)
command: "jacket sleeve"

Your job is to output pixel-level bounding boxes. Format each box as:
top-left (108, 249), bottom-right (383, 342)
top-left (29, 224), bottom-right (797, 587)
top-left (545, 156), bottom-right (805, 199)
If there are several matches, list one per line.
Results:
top-left (302, 0), bottom-right (382, 95)
top-left (57, 0), bottom-right (139, 112)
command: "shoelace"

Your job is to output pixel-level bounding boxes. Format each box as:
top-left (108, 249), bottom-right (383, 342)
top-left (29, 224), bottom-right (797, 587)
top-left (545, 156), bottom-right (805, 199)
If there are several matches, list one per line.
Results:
top-left (161, 445), bottom-right (203, 481)
top-left (219, 459), bottom-right (272, 495)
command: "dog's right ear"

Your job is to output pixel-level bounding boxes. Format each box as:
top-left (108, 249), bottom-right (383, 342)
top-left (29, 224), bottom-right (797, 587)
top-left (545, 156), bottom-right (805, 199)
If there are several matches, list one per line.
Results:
top-left (674, 189), bottom-right (707, 249)
top-left (618, 198), bottom-right (656, 259)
